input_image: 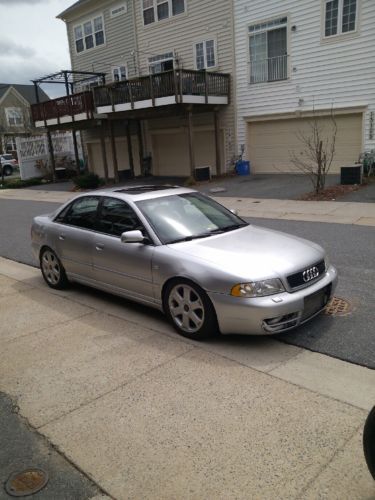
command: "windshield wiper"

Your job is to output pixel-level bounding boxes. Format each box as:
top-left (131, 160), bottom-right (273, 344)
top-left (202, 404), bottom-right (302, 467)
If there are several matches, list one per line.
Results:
top-left (167, 232), bottom-right (214, 244)
top-left (219, 222), bottom-right (248, 232)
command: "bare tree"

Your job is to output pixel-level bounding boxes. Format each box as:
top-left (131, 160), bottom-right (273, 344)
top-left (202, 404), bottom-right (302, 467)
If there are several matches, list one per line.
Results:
top-left (290, 106), bottom-right (337, 194)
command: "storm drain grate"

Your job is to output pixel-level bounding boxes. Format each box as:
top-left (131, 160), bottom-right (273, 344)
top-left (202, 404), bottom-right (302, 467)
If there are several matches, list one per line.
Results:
top-left (4, 468), bottom-right (48, 497)
top-left (324, 296), bottom-right (352, 317)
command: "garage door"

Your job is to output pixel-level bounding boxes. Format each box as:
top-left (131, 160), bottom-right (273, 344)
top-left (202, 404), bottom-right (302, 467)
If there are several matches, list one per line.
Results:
top-left (247, 113), bottom-right (363, 174)
top-left (152, 130), bottom-right (218, 176)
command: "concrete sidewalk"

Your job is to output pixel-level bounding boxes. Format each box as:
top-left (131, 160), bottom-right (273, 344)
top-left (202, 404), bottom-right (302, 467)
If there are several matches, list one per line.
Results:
top-left (0, 187), bottom-right (374, 226)
top-left (0, 256), bottom-right (374, 499)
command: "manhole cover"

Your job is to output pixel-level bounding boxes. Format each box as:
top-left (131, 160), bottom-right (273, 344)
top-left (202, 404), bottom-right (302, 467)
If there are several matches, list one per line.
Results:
top-left (5, 468), bottom-right (48, 497)
top-left (324, 296), bottom-right (352, 316)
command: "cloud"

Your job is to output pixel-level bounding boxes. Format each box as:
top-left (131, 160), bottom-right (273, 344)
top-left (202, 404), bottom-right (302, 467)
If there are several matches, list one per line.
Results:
top-left (0, 39), bottom-right (36, 58)
top-left (0, 0), bottom-right (50, 4)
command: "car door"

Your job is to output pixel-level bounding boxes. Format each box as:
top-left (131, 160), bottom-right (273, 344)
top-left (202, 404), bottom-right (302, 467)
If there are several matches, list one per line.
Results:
top-left (92, 196), bottom-right (155, 303)
top-left (52, 196), bottom-right (100, 279)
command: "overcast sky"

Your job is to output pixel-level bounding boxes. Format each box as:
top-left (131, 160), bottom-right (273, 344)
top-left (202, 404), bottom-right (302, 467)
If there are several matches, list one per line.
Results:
top-left (0, 0), bottom-right (74, 97)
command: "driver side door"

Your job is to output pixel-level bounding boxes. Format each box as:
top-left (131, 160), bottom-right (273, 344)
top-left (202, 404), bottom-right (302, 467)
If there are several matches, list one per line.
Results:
top-left (92, 197), bottom-right (155, 304)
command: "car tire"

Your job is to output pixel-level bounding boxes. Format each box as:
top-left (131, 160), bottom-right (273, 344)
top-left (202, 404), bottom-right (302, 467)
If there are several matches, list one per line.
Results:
top-left (40, 248), bottom-right (69, 290)
top-left (3, 165), bottom-right (13, 176)
top-left (164, 279), bottom-right (218, 340)
top-left (363, 406), bottom-right (375, 480)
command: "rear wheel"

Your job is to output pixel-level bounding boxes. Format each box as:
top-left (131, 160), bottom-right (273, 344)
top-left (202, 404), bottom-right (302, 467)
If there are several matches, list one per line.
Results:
top-left (3, 165), bottom-right (13, 176)
top-left (40, 248), bottom-right (69, 289)
top-left (164, 280), bottom-right (218, 340)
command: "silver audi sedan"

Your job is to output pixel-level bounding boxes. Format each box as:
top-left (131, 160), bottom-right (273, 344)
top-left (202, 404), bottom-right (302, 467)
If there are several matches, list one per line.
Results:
top-left (31, 185), bottom-right (338, 339)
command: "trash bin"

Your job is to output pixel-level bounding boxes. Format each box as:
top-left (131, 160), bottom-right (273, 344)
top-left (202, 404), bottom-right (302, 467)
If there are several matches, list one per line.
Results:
top-left (235, 160), bottom-right (250, 176)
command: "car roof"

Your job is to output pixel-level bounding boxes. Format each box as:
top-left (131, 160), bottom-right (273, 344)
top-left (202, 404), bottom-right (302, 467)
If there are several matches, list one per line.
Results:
top-left (82, 185), bottom-right (196, 202)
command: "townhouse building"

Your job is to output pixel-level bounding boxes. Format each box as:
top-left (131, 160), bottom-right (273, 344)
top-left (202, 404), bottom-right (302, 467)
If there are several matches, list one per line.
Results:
top-left (32, 0), bottom-right (234, 181)
top-left (234, 0), bottom-right (375, 173)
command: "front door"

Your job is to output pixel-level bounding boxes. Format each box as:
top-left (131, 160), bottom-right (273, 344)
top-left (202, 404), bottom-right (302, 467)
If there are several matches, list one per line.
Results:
top-left (92, 197), bottom-right (155, 303)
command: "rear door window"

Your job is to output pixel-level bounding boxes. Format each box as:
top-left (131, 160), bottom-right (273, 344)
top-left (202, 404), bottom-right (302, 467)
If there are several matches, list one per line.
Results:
top-left (56, 196), bottom-right (100, 230)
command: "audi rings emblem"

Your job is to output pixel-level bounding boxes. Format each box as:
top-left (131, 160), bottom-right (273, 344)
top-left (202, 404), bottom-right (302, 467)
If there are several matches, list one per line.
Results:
top-left (302, 266), bottom-right (319, 282)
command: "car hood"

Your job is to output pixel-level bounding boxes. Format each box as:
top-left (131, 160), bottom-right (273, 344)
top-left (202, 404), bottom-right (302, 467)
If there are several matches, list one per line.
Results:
top-left (167, 225), bottom-right (324, 281)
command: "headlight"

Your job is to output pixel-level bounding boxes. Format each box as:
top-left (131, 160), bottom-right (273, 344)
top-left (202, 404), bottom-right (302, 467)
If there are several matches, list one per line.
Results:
top-left (231, 279), bottom-right (285, 298)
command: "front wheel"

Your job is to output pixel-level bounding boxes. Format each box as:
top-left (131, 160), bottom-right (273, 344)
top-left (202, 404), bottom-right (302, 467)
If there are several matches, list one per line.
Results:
top-left (164, 280), bottom-right (218, 340)
top-left (363, 406), bottom-right (375, 480)
top-left (40, 248), bottom-right (69, 289)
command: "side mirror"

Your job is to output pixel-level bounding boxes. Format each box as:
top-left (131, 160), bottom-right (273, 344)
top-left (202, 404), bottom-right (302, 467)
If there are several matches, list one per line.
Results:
top-left (230, 208), bottom-right (239, 216)
top-left (121, 230), bottom-right (145, 244)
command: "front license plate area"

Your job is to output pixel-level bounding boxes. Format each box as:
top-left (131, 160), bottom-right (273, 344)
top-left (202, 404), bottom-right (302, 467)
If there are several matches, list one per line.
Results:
top-left (302, 285), bottom-right (331, 321)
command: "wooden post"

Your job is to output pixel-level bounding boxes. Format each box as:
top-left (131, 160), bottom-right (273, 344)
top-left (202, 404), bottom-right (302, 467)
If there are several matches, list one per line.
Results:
top-left (100, 124), bottom-right (109, 183)
top-left (72, 130), bottom-right (80, 173)
top-left (187, 107), bottom-right (195, 178)
top-left (136, 120), bottom-right (144, 176)
top-left (125, 120), bottom-right (135, 178)
top-left (46, 130), bottom-right (56, 182)
top-left (109, 120), bottom-right (119, 183)
top-left (214, 108), bottom-right (222, 176)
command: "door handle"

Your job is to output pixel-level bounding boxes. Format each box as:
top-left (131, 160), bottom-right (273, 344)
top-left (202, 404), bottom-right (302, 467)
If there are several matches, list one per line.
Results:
top-left (95, 243), bottom-right (104, 251)
top-left (59, 234), bottom-right (65, 240)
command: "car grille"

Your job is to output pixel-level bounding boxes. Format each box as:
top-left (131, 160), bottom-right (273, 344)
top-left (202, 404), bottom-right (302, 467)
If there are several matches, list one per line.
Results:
top-left (287, 260), bottom-right (326, 290)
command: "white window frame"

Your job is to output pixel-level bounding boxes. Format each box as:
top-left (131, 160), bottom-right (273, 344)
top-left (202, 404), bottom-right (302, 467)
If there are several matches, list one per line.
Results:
top-left (5, 107), bottom-right (23, 127)
top-left (148, 52), bottom-right (175, 73)
top-left (110, 3), bottom-right (127, 18)
top-left (73, 14), bottom-right (105, 54)
top-left (248, 16), bottom-right (289, 85)
top-left (142, 0), bottom-right (186, 26)
top-left (323, 0), bottom-right (358, 39)
top-left (112, 64), bottom-right (128, 82)
top-left (194, 39), bottom-right (217, 71)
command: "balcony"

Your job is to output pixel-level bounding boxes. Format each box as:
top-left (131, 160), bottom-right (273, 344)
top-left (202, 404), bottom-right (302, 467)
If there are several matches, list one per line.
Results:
top-left (250, 55), bottom-right (288, 84)
top-left (93, 69), bottom-right (230, 114)
top-left (32, 91), bottom-right (95, 128)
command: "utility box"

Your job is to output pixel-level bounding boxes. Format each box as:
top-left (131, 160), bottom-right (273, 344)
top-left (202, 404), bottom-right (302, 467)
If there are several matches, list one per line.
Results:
top-left (340, 165), bottom-right (362, 185)
top-left (194, 166), bottom-right (211, 181)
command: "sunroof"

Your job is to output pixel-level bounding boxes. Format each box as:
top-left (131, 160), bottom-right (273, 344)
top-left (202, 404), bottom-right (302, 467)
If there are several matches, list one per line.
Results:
top-left (115, 185), bottom-right (178, 195)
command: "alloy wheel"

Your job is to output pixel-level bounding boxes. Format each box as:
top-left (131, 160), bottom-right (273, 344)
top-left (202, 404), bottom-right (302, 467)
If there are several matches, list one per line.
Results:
top-left (41, 250), bottom-right (61, 285)
top-left (168, 283), bottom-right (205, 333)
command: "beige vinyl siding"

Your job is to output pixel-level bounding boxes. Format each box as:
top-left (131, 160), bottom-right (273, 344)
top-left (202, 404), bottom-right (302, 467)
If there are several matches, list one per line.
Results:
top-left (235, 0), bottom-right (375, 156)
top-left (87, 136), bottom-right (141, 178)
top-left (151, 127), bottom-right (221, 176)
top-left (247, 113), bottom-right (363, 174)
top-left (135, 0), bottom-right (236, 171)
top-left (66, 0), bottom-right (138, 80)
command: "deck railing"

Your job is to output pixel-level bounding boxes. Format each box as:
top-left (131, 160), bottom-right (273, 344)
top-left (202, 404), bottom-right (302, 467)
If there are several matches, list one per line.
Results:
top-left (31, 91), bottom-right (94, 123)
top-left (93, 69), bottom-right (230, 108)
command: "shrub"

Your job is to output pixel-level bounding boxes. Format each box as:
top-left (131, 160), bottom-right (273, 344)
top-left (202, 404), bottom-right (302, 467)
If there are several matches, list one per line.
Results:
top-left (0, 177), bottom-right (46, 189)
top-left (73, 173), bottom-right (103, 190)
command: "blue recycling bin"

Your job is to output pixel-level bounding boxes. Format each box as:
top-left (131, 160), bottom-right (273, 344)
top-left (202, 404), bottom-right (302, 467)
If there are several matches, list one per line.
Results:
top-left (235, 160), bottom-right (250, 176)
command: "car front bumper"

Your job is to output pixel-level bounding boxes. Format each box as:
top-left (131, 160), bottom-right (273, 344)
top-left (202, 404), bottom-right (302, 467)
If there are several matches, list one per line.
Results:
top-left (208, 265), bottom-right (338, 335)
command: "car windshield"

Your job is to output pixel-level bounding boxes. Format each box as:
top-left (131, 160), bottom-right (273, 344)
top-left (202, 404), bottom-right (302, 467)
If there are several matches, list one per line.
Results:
top-left (2, 155), bottom-right (13, 160)
top-left (136, 193), bottom-right (248, 244)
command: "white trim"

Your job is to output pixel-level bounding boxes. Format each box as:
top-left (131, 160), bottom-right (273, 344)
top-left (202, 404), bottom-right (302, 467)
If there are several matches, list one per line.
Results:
top-left (35, 120), bottom-right (44, 128)
top-left (73, 13), bottom-right (106, 55)
top-left (243, 105), bottom-right (368, 122)
top-left (0, 86), bottom-right (31, 108)
top-left (111, 63), bottom-right (128, 82)
top-left (194, 37), bottom-right (218, 71)
top-left (182, 95), bottom-right (206, 104)
top-left (141, 0), bottom-right (186, 27)
top-left (322, 0), bottom-right (359, 40)
top-left (60, 116), bottom-right (73, 124)
top-left (5, 107), bottom-right (24, 127)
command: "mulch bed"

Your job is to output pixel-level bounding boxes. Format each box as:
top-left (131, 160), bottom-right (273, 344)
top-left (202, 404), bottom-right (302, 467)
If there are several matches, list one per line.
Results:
top-left (299, 183), bottom-right (365, 201)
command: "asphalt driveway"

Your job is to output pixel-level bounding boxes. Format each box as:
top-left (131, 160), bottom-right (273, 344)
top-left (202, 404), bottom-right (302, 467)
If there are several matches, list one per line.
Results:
top-left (26, 173), bottom-right (375, 202)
